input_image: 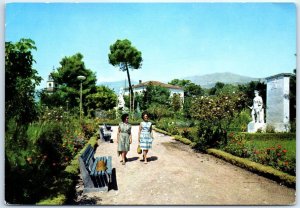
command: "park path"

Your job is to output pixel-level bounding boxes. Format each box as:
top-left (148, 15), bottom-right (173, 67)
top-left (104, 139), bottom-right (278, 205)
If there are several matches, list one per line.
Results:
top-left (76, 125), bottom-right (295, 205)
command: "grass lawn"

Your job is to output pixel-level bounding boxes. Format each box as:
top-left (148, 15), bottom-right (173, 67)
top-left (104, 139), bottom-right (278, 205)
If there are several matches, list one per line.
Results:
top-left (249, 138), bottom-right (296, 160)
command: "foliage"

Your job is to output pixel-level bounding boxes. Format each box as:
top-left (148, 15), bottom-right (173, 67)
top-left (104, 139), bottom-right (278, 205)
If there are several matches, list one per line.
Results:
top-left (207, 149), bottom-right (295, 188)
top-left (289, 69), bottom-right (296, 129)
top-left (5, 108), bottom-right (94, 204)
top-left (221, 132), bottom-right (296, 176)
top-left (238, 80), bottom-right (266, 110)
top-left (221, 132), bottom-right (252, 158)
top-left (142, 83), bottom-right (171, 109)
top-left (37, 136), bottom-right (98, 205)
top-left (171, 93), bottom-right (182, 112)
top-left (208, 82), bottom-right (225, 95)
top-left (190, 93), bottom-right (246, 124)
top-left (169, 79), bottom-right (204, 97)
top-left (189, 92), bottom-right (246, 151)
top-left (43, 53), bottom-right (97, 113)
top-left (86, 85), bottom-right (117, 111)
top-left (228, 109), bottom-right (252, 132)
top-left (5, 38), bottom-right (42, 125)
top-left (108, 39), bottom-right (143, 104)
top-left (147, 103), bottom-right (173, 121)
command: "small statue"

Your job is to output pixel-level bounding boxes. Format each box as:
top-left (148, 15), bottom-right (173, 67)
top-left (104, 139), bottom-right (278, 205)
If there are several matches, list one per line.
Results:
top-left (117, 87), bottom-right (125, 109)
top-left (249, 90), bottom-right (264, 123)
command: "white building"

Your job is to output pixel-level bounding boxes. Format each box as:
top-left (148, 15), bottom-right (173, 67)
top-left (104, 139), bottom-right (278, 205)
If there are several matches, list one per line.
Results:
top-left (124, 80), bottom-right (184, 103)
top-left (46, 74), bottom-right (57, 93)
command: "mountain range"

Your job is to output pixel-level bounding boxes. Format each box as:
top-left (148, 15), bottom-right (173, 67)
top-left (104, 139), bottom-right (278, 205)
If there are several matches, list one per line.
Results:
top-left (183, 72), bottom-right (262, 88)
top-left (99, 72), bottom-right (262, 93)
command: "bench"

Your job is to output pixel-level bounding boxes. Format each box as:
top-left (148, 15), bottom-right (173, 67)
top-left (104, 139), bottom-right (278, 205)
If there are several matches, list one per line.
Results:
top-left (78, 144), bottom-right (112, 193)
top-left (99, 124), bottom-right (112, 142)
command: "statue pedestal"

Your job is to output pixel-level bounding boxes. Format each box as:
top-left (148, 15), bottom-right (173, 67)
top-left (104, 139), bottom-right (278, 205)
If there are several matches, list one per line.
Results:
top-left (247, 122), bottom-right (266, 133)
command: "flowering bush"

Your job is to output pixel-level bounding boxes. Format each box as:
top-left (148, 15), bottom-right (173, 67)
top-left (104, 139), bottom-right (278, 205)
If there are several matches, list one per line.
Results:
top-left (221, 132), bottom-right (252, 158)
top-left (190, 93), bottom-right (246, 151)
top-left (223, 133), bottom-right (295, 176)
top-left (250, 145), bottom-right (295, 175)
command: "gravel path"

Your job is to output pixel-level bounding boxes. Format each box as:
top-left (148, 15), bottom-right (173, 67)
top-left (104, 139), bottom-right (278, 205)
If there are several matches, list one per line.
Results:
top-left (74, 125), bottom-right (296, 205)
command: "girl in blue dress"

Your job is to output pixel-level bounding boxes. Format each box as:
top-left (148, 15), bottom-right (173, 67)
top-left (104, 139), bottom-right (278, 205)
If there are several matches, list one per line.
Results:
top-left (138, 111), bottom-right (153, 164)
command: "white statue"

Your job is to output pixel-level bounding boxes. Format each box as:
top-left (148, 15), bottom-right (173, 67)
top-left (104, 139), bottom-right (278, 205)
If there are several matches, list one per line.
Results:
top-left (249, 90), bottom-right (264, 123)
top-left (117, 87), bottom-right (125, 109)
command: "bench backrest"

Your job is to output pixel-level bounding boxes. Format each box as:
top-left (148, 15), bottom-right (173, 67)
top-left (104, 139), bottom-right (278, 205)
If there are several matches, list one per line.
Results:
top-left (81, 144), bottom-right (95, 169)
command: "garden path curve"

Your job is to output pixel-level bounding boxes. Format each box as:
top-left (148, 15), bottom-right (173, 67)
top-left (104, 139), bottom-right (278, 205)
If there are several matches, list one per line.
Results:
top-left (77, 125), bottom-right (295, 205)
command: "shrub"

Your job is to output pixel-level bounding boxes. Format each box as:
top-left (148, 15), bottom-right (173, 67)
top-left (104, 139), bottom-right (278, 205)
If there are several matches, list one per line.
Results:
top-left (222, 132), bottom-right (296, 176)
top-left (265, 124), bottom-right (275, 133)
top-left (221, 132), bottom-right (252, 158)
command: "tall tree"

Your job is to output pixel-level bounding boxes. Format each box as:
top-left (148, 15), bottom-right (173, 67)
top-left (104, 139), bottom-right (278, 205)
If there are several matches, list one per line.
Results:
top-left (5, 38), bottom-right (42, 125)
top-left (108, 39), bottom-right (143, 108)
top-left (43, 53), bottom-right (97, 113)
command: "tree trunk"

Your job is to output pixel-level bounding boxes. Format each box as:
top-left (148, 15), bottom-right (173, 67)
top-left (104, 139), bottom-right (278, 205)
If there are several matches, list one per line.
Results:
top-left (125, 63), bottom-right (134, 111)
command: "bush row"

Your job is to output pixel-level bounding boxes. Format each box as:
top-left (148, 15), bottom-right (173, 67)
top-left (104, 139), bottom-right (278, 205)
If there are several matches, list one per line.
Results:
top-left (207, 149), bottom-right (296, 188)
top-left (37, 135), bottom-right (98, 205)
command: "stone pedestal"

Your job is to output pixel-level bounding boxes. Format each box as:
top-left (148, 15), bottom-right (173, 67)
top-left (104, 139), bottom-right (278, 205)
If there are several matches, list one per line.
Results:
top-left (265, 73), bottom-right (292, 132)
top-left (247, 122), bottom-right (266, 133)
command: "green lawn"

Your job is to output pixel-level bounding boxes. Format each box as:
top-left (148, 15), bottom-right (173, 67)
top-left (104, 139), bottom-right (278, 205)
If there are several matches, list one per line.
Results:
top-left (246, 136), bottom-right (296, 161)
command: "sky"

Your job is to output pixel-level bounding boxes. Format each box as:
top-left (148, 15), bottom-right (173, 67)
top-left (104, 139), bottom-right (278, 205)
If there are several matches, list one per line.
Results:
top-left (4, 1), bottom-right (297, 90)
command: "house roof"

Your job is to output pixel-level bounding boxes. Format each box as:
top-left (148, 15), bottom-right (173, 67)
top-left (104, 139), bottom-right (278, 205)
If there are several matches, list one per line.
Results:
top-left (125, 81), bottom-right (183, 90)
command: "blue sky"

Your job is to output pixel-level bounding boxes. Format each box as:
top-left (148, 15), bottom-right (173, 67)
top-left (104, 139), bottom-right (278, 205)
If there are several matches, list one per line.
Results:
top-left (5, 2), bottom-right (296, 89)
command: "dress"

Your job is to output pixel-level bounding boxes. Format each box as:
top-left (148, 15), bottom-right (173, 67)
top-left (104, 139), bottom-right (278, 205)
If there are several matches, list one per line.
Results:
top-left (118, 122), bottom-right (131, 152)
top-left (139, 121), bottom-right (153, 150)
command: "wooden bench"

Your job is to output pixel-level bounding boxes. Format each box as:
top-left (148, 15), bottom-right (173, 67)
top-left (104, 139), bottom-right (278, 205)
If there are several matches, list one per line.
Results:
top-left (78, 144), bottom-right (112, 193)
top-left (99, 124), bottom-right (112, 142)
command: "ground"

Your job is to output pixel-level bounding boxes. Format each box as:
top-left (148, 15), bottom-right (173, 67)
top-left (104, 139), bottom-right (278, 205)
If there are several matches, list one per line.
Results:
top-left (73, 125), bottom-right (296, 205)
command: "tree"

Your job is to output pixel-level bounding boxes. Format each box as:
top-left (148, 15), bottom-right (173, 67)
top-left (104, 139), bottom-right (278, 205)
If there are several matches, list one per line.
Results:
top-left (108, 39), bottom-right (143, 108)
top-left (172, 93), bottom-right (182, 112)
top-left (5, 38), bottom-right (42, 125)
top-left (238, 81), bottom-right (266, 109)
top-left (142, 83), bottom-right (171, 109)
top-left (169, 79), bottom-right (204, 97)
top-left (85, 85), bottom-right (117, 111)
top-left (209, 82), bottom-right (225, 95)
top-left (290, 69), bottom-right (296, 129)
top-left (43, 53), bottom-right (97, 114)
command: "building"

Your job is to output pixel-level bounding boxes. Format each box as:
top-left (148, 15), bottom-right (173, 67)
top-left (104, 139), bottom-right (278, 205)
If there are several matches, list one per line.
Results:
top-left (124, 80), bottom-right (184, 103)
top-left (46, 73), bottom-right (57, 93)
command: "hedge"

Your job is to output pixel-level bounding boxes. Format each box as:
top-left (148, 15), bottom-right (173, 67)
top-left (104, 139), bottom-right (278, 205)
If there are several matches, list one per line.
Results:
top-left (36, 135), bottom-right (98, 205)
top-left (206, 148), bottom-right (296, 188)
top-left (240, 132), bottom-right (296, 140)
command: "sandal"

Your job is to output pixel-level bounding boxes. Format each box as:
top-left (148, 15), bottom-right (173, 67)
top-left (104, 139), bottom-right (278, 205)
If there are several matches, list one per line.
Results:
top-left (122, 161), bottom-right (125, 165)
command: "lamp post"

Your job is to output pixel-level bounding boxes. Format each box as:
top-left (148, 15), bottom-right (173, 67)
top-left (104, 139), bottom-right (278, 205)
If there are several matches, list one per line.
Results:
top-left (77, 75), bottom-right (86, 120)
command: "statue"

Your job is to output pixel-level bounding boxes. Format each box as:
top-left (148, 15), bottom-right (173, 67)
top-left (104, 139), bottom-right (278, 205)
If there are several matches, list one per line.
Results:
top-left (249, 90), bottom-right (264, 123)
top-left (117, 87), bottom-right (125, 109)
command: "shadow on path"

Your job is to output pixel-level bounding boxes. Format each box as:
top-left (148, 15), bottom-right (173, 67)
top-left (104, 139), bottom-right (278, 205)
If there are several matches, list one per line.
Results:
top-left (109, 168), bottom-right (118, 191)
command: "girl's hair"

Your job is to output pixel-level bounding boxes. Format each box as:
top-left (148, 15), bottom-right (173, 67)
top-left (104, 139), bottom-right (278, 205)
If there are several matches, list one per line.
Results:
top-left (141, 111), bottom-right (149, 119)
top-left (121, 113), bottom-right (129, 122)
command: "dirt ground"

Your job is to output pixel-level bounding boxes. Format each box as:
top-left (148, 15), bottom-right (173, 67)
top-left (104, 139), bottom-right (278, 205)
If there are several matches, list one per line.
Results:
top-left (73, 125), bottom-right (296, 205)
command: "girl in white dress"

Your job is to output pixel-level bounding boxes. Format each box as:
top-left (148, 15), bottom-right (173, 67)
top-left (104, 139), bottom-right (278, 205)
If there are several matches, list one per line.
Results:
top-left (138, 112), bottom-right (153, 164)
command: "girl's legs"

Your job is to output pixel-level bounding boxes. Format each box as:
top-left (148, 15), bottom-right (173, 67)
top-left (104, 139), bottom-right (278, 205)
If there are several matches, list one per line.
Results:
top-left (121, 151), bottom-right (126, 164)
top-left (143, 149), bottom-right (148, 164)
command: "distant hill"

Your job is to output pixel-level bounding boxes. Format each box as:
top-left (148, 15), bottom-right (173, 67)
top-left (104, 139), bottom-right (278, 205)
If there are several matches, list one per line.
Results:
top-left (99, 72), bottom-right (263, 92)
top-left (183, 72), bottom-right (262, 88)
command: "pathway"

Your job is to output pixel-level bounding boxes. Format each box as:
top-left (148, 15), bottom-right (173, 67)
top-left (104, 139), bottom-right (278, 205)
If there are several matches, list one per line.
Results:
top-left (74, 125), bottom-right (296, 205)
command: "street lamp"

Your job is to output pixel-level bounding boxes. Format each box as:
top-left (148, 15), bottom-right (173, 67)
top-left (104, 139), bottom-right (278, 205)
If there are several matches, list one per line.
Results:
top-left (77, 75), bottom-right (86, 120)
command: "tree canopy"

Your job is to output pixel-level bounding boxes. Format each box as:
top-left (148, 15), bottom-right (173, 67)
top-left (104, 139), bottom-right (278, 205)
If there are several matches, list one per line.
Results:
top-left (5, 38), bottom-right (42, 125)
top-left (108, 39), bottom-right (143, 107)
top-left (41, 53), bottom-right (97, 112)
